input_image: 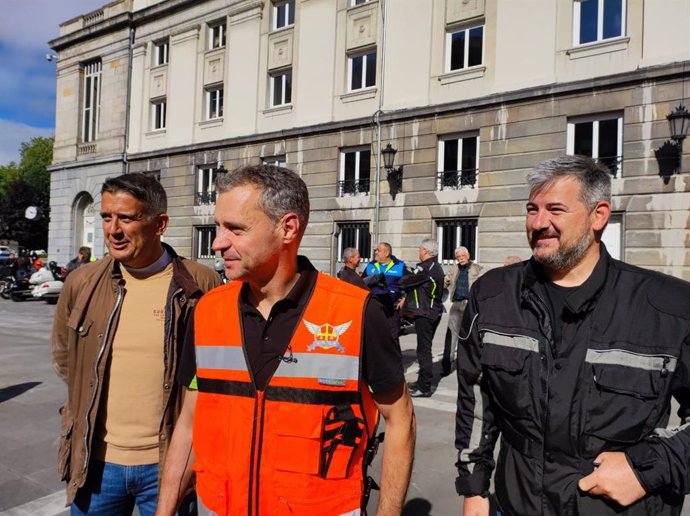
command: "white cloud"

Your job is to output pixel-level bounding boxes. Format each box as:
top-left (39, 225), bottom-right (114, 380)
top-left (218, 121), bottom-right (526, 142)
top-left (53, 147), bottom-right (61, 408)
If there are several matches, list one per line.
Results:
top-left (0, 119), bottom-right (53, 166)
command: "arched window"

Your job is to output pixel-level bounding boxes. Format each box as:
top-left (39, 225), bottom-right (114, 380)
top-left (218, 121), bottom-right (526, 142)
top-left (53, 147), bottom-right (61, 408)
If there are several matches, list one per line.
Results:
top-left (73, 192), bottom-right (95, 256)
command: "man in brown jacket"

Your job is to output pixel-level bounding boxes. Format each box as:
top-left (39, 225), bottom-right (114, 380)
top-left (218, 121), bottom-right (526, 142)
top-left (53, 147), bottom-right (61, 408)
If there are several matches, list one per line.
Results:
top-left (51, 174), bottom-right (220, 516)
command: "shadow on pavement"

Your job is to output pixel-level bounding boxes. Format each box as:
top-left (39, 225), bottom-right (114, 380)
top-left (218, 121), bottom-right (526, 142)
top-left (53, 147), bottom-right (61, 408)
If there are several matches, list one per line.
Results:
top-left (0, 381), bottom-right (41, 403)
top-left (402, 497), bottom-right (432, 516)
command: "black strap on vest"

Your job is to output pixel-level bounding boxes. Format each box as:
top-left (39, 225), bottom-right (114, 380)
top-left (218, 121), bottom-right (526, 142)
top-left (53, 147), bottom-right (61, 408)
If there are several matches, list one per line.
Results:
top-left (197, 378), bottom-right (254, 398)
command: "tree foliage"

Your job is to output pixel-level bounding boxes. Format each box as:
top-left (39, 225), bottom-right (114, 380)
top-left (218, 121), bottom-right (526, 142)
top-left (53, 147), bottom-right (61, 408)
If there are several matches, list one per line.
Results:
top-left (0, 137), bottom-right (53, 249)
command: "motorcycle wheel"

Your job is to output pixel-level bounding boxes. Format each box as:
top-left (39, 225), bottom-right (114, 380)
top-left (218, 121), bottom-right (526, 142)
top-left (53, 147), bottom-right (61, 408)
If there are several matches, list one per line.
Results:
top-left (0, 288), bottom-right (9, 300)
top-left (46, 297), bottom-right (58, 305)
top-left (11, 292), bottom-right (25, 302)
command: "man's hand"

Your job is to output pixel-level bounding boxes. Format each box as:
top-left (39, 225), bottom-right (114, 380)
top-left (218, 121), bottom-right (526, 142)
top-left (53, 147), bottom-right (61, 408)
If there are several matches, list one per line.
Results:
top-left (577, 451), bottom-right (646, 507)
top-left (396, 297), bottom-right (405, 311)
top-left (463, 495), bottom-right (489, 516)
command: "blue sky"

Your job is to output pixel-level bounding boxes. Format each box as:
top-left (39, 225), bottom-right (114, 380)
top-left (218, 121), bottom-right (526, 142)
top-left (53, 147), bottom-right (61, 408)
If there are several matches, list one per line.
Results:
top-left (0, 0), bottom-right (104, 165)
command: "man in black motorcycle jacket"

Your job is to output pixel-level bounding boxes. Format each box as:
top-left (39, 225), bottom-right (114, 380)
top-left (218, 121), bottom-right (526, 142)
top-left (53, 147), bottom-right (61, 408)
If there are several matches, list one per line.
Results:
top-left (455, 155), bottom-right (690, 516)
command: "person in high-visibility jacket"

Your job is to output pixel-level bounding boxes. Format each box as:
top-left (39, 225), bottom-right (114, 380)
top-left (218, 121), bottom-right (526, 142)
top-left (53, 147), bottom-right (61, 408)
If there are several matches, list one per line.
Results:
top-left (155, 165), bottom-right (415, 516)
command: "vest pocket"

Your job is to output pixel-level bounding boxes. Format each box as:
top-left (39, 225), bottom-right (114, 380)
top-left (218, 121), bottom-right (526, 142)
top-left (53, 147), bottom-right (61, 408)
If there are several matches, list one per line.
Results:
top-left (57, 408), bottom-right (73, 481)
top-left (275, 403), bottom-right (322, 475)
top-left (193, 465), bottom-right (229, 516)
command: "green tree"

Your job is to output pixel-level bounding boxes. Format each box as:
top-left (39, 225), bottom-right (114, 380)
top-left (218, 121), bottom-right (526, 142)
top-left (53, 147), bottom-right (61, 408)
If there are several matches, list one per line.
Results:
top-left (0, 137), bottom-right (53, 249)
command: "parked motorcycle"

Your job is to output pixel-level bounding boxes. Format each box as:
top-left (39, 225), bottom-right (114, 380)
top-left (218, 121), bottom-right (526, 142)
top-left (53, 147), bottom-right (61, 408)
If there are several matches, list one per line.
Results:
top-left (30, 261), bottom-right (65, 304)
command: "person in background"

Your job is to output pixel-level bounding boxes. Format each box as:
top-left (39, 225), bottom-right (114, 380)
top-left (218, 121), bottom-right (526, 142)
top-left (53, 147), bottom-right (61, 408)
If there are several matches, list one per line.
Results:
top-left (51, 173), bottom-right (220, 516)
top-left (337, 247), bottom-right (368, 290)
top-left (399, 239), bottom-right (445, 398)
top-left (364, 242), bottom-right (406, 344)
top-left (502, 255), bottom-right (522, 266)
top-left (66, 246), bottom-right (92, 274)
top-left (441, 246), bottom-right (482, 377)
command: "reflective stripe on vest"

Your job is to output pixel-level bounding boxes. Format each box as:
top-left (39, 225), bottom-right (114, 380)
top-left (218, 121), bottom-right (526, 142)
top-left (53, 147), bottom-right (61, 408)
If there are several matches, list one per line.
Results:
top-left (193, 273), bottom-right (379, 516)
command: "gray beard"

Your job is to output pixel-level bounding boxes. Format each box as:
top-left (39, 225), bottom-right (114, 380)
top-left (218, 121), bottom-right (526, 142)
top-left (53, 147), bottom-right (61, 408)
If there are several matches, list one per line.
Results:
top-left (533, 232), bottom-right (593, 271)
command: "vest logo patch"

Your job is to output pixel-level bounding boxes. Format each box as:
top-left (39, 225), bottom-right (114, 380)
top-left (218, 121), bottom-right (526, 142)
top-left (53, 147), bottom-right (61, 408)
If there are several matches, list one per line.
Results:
top-left (303, 320), bottom-right (352, 352)
top-left (318, 378), bottom-right (347, 387)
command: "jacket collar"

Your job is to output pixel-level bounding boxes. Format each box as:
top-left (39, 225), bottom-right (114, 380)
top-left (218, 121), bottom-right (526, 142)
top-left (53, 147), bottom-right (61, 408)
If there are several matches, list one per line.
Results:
top-left (523, 243), bottom-right (610, 315)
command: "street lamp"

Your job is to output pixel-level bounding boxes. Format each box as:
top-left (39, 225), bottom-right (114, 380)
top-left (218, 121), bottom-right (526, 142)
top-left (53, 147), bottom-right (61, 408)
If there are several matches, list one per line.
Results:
top-left (667, 104), bottom-right (690, 172)
top-left (382, 143), bottom-right (403, 199)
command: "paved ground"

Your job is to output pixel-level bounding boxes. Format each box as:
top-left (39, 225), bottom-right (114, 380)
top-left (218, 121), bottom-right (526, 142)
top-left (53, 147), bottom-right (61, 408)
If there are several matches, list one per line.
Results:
top-left (1, 297), bottom-right (688, 515)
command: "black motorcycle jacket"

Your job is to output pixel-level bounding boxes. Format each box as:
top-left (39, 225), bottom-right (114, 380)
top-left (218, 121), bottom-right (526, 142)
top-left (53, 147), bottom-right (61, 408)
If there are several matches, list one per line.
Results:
top-left (455, 247), bottom-right (690, 516)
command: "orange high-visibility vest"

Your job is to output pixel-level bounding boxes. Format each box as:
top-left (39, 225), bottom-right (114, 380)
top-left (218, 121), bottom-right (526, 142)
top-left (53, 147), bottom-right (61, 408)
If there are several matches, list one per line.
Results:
top-left (193, 273), bottom-right (379, 516)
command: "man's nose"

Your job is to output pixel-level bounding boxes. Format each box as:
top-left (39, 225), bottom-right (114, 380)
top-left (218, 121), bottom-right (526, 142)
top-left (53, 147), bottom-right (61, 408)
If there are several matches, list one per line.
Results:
top-left (530, 209), bottom-right (550, 230)
top-left (211, 231), bottom-right (229, 253)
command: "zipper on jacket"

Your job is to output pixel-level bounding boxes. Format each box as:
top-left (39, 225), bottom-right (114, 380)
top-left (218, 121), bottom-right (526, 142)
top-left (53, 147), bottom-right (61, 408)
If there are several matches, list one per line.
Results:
top-left (247, 390), bottom-right (265, 516)
top-left (163, 287), bottom-right (184, 380)
top-left (82, 283), bottom-right (124, 474)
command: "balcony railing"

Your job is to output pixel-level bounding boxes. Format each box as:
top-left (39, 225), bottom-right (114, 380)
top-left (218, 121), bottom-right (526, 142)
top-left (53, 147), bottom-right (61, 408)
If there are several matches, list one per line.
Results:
top-left (437, 169), bottom-right (477, 190)
top-left (338, 179), bottom-right (370, 197)
top-left (195, 190), bottom-right (216, 205)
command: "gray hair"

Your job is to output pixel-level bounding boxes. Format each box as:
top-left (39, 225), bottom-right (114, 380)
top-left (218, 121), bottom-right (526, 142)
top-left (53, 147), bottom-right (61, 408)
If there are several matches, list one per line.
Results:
top-left (342, 247), bottom-right (360, 261)
top-left (101, 173), bottom-right (167, 218)
top-left (455, 246), bottom-right (469, 256)
top-left (527, 155), bottom-right (611, 209)
top-left (420, 238), bottom-right (439, 258)
top-left (216, 164), bottom-right (310, 234)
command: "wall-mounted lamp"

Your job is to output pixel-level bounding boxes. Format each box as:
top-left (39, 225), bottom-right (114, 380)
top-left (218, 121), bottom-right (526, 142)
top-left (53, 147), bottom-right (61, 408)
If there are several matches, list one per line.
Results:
top-left (382, 143), bottom-right (403, 199)
top-left (45, 53), bottom-right (58, 62)
top-left (667, 104), bottom-right (690, 172)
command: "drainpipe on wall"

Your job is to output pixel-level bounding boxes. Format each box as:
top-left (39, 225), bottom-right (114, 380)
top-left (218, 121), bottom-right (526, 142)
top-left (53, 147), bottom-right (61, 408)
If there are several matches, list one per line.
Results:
top-left (373, 0), bottom-right (389, 246)
top-left (123, 24), bottom-right (135, 174)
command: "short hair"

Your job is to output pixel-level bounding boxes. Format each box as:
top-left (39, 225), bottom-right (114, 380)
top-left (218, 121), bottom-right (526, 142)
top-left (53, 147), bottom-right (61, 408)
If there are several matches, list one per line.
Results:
top-left (455, 246), bottom-right (470, 256)
top-left (377, 242), bottom-right (392, 256)
top-left (342, 247), bottom-right (360, 261)
top-left (216, 164), bottom-right (310, 233)
top-left (527, 155), bottom-right (611, 209)
top-left (78, 246), bottom-right (92, 261)
top-left (420, 238), bottom-right (439, 258)
top-left (101, 173), bottom-right (167, 217)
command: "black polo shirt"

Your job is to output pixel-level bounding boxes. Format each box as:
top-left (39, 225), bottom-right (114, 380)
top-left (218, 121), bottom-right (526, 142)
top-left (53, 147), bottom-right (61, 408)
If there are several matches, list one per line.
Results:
top-left (178, 257), bottom-right (404, 392)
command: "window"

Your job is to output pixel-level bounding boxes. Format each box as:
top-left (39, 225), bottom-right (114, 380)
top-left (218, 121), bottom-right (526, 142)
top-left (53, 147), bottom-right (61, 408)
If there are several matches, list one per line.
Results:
top-left (270, 70), bottom-right (292, 107)
top-left (349, 50), bottom-right (376, 91)
top-left (195, 226), bottom-right (217, 259)
top-left (337, 222), bottom-right (371, 262)
top-left (154, 39), bottom-right (169, 66)
top-left (206, 86), bottom-right (224, 120)
top-left (151, 99), bottom-right (166, 130)
top-left (273, 0), bottom-right (295, 30)
top-left (437, 134), bottom-right (479, 189)
top-left (339, 147), bottom-right (371, 196)
top-left (601, 213), bottom-right (623, 260)
top-left (574, 0), bottom-right (625, 46)
top-left (263, 155), bottom-right (287, 167)
top-left (446, 25), bottom-right (483, 72)
top-left (195, 167), bottom-right (223, 205)
top-left (208, 22), bottom-right (226, 50)
top-left (82, 60), bottom-right (101, 143)
top-left (352, 0), bottom-right (370, 5)
top-left (567, 114), bottom-right (623, 176)
top-left (437, 218), bottom-right (478, 265)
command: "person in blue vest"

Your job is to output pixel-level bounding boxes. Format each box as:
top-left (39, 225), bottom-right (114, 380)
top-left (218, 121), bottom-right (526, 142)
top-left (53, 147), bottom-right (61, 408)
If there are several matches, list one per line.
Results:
top-left (364, 242), bottom-right (407, 344)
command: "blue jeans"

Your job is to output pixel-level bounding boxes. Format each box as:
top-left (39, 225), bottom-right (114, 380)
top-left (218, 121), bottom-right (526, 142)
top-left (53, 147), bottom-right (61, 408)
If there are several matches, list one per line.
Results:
top-left (71, 461), bottom-right (158, 516)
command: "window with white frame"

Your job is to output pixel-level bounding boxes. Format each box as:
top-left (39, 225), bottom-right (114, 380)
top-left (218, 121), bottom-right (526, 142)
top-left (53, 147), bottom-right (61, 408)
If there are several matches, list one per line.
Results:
top-left (339, 147), bottom-right (371, 196)
top-left (195, 226), bottom-right (217, 259)
top-left (573, 0), bottom-right (625, 46)
top-left (446, 25), bottom-right (484, 72)
top-left (566, 113), bottom-right (623, 176)
top-left (195, 167), bottom-right (223, 205)
top-left (337, 222), bottom-right (371, 262)
top-left (270, 69), bottom-right (292, 107)
top-left (154, 39), bottom-right (169, 66)
top-left (437, 218), bottom-right (478, 265)
top-left (437, 133), bottom-right (479, 189)
top-left (273, 0), bottom-right (295, 30)
top-left (208, 21), bottom-right (226, 50)
top-left (263, 155), bottom-right (287, 167)
top-left (82, 60), bottom-right (101, 143)
top-left (151, 99), bottom-right (166, 130)
top-left (349, 50), bottom-right (376, 91)
top-left (206, 86), bottom-right (224, 120)
top-left (352, 0), bottom-right (370, 5)
top-left (601, 213), bottom-right (623, 260)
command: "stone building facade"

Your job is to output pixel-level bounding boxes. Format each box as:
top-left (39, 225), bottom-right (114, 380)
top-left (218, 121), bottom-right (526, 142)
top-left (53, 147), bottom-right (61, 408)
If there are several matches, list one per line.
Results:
top-left (49, 0), bottom-right (690, 279)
